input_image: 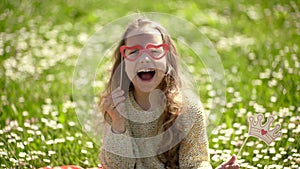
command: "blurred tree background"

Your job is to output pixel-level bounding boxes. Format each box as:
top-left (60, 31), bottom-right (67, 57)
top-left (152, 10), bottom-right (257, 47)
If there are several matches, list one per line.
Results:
top-left (0, 0), bottom-right (299, 168)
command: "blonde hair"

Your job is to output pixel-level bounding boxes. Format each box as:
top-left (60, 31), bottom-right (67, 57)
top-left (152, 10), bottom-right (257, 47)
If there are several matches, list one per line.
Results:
top-left (100, 17), bottom-right (183, 168)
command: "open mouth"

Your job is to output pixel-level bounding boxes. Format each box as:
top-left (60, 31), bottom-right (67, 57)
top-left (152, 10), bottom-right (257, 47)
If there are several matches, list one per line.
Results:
top-left (136, 68), bottom-right (156, 81)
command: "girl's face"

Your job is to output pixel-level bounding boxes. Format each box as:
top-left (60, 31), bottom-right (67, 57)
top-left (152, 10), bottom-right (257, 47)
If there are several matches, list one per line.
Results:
top-left (123, 28), bottom-right (167, 93)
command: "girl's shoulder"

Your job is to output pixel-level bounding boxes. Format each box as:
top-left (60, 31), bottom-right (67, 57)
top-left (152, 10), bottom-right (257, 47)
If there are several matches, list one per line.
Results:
top-left (181, 90), bottom-right (205, 116)
top-left (178, 91), bottom-right (207, 129)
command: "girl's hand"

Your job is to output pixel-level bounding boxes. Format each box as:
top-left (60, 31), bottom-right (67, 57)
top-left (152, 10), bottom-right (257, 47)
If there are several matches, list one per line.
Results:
top-left (216, 155), bottom-right (240, 169)
top-left (103, 87), bottom-right (126, 134)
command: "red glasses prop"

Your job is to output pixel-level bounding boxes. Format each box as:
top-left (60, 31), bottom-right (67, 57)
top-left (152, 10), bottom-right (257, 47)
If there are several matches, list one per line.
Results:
top-left (120, 44), bottom-right (169, 61)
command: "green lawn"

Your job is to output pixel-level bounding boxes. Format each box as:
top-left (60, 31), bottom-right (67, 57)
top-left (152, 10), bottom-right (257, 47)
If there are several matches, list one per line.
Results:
top-left (1, 0), bottom-right (299, 168)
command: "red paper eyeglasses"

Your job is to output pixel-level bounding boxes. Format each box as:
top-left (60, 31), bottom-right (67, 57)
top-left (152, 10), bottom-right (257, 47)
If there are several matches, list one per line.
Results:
top-left (120, 43), bottom-right (169, 61)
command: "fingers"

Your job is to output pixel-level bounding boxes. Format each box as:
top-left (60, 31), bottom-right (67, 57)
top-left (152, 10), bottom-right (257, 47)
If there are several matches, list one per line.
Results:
top-left (224, 155), bottom-right (237, 165)
top-left (229, 155), bottom-right (237, 164)
top-left (111, 88), bottom-right (125, 108)
top-left (219, 155), bottom-right (239, 169)
top-left (115, 102), bottom-right (125, 115)
top-left (224, 164), bottom-right (240, 169)
top-left (103, 96), bottom-right (112, 110)
top-left (103, 87), bottom-right (125, 112)
top-left (112, 95), bottom-right (126, 107)
top-left (112, 87), bottom-right (124, 98)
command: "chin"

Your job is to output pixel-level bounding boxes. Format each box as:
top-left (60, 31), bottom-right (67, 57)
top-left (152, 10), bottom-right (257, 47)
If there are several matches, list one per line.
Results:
top-left (132, 79), bottom-right (159, 93)
top-left (136, 87), bottom-right (156, 93)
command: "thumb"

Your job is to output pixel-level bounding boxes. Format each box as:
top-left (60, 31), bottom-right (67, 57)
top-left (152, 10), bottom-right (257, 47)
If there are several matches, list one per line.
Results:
top-left (224, 155), bottom-right (237, 165)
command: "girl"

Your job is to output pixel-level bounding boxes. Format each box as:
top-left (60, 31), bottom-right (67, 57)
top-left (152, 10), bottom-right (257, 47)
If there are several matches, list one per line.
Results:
top-left (100, 17), bottom-right (239, 169)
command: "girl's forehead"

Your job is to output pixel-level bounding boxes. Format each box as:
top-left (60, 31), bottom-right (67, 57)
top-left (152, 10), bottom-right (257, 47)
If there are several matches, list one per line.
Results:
top-left (125, 31), bottom-right (163, 47)
top-left (126, 26), bottom-right (161, 37)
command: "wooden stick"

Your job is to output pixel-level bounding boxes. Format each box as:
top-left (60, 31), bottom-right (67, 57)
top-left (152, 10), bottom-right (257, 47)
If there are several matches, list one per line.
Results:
top-left (120, 58), bottom-right (123, 88)
top-left (237, 136), bottom-right (249, 158)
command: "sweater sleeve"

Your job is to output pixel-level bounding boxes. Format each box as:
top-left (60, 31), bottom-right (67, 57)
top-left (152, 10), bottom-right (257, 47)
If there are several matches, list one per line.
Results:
top-left (179, 101), bottom-right (212, 169)
top-left (100, 121), bottom-right (136, 169)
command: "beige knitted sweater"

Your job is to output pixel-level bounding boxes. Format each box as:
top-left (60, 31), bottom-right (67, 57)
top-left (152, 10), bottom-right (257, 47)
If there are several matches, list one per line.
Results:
top-left (100, 91), bottom-right (212, 169)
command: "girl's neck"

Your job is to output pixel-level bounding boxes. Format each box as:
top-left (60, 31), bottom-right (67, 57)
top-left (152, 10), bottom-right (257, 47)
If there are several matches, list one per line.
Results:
top-left (133, 88), bottom-right (151, 111)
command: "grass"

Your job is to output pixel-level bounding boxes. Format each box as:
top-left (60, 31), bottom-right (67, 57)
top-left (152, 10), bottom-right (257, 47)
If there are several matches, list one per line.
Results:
top-left (1, 0), bottom-right (299, 168)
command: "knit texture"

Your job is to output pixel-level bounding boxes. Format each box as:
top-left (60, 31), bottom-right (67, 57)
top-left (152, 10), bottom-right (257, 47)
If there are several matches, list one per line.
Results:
top-left (100, 91), bottom-right (212, 169)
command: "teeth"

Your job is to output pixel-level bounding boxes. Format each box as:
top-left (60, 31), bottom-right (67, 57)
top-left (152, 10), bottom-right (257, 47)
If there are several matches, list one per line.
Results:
top-left (137, 68), bottom-right (155, 73)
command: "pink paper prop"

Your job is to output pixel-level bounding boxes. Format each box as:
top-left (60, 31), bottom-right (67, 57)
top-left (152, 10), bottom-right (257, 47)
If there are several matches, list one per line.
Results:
top-left (237, 114), bottom-right (282, 158)
top-left (120, 43), bottom-right (169, 61)
top-left (248, 114), bottom-right (282, 145)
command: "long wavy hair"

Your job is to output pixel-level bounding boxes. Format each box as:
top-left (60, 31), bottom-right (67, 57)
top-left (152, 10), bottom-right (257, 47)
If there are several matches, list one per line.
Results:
top-left (100, 18), bottom-right (183, 168)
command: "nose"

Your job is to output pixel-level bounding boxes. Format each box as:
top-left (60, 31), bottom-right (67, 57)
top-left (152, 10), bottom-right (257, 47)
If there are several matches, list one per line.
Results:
top-left (138, 53), bottom-right (151, 64)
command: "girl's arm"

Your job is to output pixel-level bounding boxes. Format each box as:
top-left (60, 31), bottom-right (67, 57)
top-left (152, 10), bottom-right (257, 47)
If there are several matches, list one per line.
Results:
top-left (100, 122), bottom-right (136, 169)
top-left (178, 101), bottom-right (213, 169)
top-left (100, 149), bottom-right (135, 169)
